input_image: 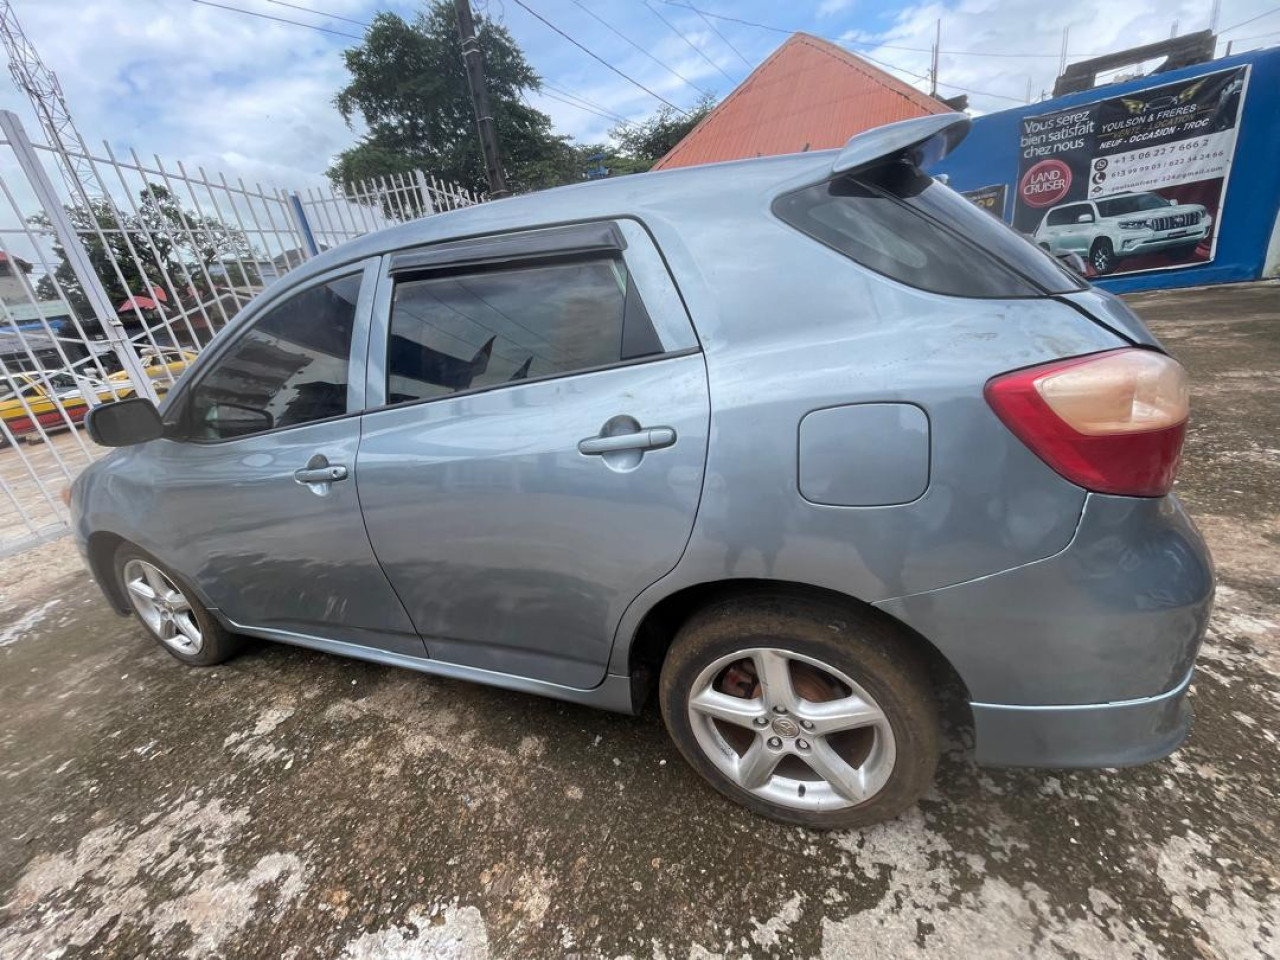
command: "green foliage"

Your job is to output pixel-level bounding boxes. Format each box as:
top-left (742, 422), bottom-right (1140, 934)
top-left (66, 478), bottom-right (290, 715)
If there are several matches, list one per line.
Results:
top-left (608, 94), bottom-right (717, 171)
top-left (32, 184), bottom-right (258, 333)
top-left (328, 3), bottom-right (718, 192)
top-left (330, 4), bottom-right (579, 195)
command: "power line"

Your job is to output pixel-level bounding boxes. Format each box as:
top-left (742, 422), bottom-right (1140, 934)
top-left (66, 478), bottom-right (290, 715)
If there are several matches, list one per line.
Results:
top-left (841, 43), bottom-right (1027, 105)
top-left (510, 0), bottom-right (691, 115)
top-left (645, 1), bottom-right (1046, 105)
top-left (543, 82), bottom-right (636, 126)
top-left (650, 0), bottom-right (1071, 59)
top-left (263, 0), bottom-right (370, 27)
top-left (689, 4), bottom-right (752, 70)
top-left (1219, 4), bottom-right (1280, 33)
top-left (641, 0), bottom-right (738, 83)
top-left (538, 89), bottom-right (621, 124)
top-left (188, 0), bottom-right (364, 39)
top-left (189, 0), bottom-right (645, 127)
top-left (569, 0), bottom-right (713, 98)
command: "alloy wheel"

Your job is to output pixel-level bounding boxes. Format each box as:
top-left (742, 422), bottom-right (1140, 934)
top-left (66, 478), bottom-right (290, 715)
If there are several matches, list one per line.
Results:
top-left (686, 647), bottom-right (896, 811)
top-left (122, 559), bottom-right (204, 655)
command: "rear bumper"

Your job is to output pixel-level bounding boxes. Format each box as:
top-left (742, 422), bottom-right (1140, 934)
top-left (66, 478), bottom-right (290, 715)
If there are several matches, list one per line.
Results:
top-left (875, 492), bottom-right (1213, 769)
top-left (971, 668), bottom-right (1193, 767)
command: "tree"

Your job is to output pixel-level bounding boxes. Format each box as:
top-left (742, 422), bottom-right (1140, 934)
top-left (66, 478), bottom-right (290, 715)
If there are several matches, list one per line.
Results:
top-left (330, 4), bottom-right (581, 195)
top-left (32, 184), bottom-right (258, 339)
top-left (608, 95), bottom-right (716, 172)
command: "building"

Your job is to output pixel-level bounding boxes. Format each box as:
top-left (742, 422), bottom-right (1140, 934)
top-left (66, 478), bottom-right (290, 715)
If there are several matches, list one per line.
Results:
top-left (653, 32), bottom-right (953, 171)
top-left (0, 250), bottom-right (73, 332)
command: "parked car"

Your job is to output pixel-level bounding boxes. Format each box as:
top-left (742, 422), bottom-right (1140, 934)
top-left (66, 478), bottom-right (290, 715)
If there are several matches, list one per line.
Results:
top-left (0, 370), bottom-right (111, 440)
top-left (1033, 191), bottom-right (1212, 274)
top-left (106, 347), bottom-right (197, 395)
top-left (70, 114), bottom-right (1212, 829)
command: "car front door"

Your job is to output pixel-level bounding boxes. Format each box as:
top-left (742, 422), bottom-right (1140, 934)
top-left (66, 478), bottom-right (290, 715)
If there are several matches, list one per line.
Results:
top-left (356, 221), bottom-right (710, 689)
top-left (145, 259), bottom-right (420, 655)
top-left (1063, 203), bottom-right (1096, 254)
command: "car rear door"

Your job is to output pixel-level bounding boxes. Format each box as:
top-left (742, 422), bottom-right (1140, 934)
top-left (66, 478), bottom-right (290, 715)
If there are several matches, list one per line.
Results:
top-left (355, 220), bottom-right (709, 689)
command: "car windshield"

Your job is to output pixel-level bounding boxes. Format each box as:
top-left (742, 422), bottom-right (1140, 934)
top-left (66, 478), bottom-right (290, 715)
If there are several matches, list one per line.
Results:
top-left (1096, 194), bottom-right (1171, 217)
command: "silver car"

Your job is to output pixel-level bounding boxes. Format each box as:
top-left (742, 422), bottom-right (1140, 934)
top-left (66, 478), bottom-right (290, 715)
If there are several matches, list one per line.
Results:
top-left (72, 115), bottom-right (1212, 829)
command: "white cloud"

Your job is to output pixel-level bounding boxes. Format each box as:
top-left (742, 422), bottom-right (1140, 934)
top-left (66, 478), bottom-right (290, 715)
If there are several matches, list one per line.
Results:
top-left (818, 0), bottom-right (858, 17)
top-left (851, 0), bottom-right (1277, 112)
top-left (0, 0), bottom-right (1272, 197)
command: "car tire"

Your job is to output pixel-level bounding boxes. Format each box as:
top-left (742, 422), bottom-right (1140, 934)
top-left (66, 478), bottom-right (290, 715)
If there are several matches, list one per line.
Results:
top-left (1090, 238), bottom-right (1118, 274)
top-left (113, 543), bottom-right (242, 666)
top-left (659, 595), bottom-right (940, 829)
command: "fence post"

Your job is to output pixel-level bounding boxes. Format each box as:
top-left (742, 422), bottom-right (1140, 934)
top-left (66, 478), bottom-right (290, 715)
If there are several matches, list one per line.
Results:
top-left (414, 170), bottom-right (435, 216)
top-left (288, 191), bottom-right (321, 258)
top-left (0, 110), bottom-right (158, 403)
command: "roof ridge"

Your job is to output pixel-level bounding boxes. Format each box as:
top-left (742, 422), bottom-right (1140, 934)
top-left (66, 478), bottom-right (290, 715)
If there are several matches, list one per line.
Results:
top-left (786, 32), bottom-right (948, 114)
top-left (653, 33), bottom-right (805, 170)
top-left (652, 32), bottom-right (946, 171)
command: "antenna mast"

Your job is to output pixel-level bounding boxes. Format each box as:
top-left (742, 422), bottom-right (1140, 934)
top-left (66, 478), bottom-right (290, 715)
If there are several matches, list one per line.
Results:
top-left (0, 0), bottom-right (97, 198)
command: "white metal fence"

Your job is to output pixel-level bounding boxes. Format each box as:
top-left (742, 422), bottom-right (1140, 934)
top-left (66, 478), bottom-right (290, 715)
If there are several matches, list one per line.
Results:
top-left (0, 109), bottom-right (479, 555)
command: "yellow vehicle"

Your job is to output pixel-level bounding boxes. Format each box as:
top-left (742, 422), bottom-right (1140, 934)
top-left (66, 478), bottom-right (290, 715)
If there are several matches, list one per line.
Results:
top-left (106, 348), bottom-right (197, 393)
top-left (2, 349), bottom-right (195, 441)
top-left (0, 371), bottom-right (102, 438)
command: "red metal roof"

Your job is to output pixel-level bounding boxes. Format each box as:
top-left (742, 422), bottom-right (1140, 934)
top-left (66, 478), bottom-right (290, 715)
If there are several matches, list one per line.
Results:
top-left (653, 33), bottom-right (950, 171)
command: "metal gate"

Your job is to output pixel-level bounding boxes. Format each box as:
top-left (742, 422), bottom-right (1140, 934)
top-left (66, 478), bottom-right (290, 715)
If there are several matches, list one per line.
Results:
top-left (0, 109), bottom-right (479, 555)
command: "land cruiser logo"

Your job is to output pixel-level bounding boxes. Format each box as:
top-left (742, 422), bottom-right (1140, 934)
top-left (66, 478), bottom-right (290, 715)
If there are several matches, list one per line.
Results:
top-left (1019, 159), bottom-right (1072, 208)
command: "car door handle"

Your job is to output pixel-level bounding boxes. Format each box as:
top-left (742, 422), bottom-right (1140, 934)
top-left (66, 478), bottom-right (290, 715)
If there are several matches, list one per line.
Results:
top-left (294, 464), bottom-right (348, 484)
top-left (578, 427), bottom-right (676, 456)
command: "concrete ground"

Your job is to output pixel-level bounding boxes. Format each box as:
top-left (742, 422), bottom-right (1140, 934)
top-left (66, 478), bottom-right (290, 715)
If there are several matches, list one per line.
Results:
top-left (1, 282), bottom-right (1277, 959)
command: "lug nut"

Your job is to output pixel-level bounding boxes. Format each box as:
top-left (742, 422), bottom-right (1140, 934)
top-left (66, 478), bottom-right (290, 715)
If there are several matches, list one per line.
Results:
top-left (796, 739), bottom-right (810, 750)
top-left (767, 736), bottom-right (782, 749)
top-left (800, 720), bottom-right (814, 730)
top-left (772, 705), bottom-right (788, 714)
top-left (753, 716), bottom-right (768, 727)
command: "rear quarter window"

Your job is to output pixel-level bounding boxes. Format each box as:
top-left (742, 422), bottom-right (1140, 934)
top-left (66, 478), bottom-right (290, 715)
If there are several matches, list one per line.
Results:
top-left (773, 162), bottom-right (1085, 299)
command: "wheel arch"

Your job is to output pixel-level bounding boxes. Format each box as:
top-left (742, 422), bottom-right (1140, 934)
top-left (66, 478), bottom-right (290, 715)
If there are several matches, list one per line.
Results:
top-left (87, 530), bottom-right (130, 614)
top-left (86, 531), bottom-right (222, 619)
top-left (624, 578), bottom-right (972, 721)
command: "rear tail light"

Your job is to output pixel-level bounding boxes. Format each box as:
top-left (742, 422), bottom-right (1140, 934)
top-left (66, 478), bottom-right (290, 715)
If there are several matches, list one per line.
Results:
top-left (984, 348), bottom-right (1189, 497)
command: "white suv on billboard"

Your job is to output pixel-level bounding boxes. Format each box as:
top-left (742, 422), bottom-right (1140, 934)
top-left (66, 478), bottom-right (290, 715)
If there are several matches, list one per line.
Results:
top-left (1033, 192), bottom-right (1212, 274)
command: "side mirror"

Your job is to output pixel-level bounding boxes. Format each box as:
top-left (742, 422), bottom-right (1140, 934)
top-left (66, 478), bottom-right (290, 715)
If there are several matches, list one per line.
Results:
top-left (1075, 212), bottom-right (1095, 224)
top-left (203, 401), bottom-right (273, 439)
top-left (85, 397), bottom-right (165, 447)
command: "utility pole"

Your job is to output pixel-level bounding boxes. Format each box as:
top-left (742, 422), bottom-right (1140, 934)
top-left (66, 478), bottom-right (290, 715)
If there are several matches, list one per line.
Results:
top-left (1209, 0), bottom-right (1222, 33)
top-left (929, 18), bottom-right (940, 97)
top-left (1057, 25), bottom-right (1070, 80)
top-left (453, 0), bottom-right (508, 198)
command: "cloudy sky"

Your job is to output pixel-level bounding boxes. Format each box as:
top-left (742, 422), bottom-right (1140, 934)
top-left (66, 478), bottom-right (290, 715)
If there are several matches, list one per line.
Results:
top-left (2, 0), bottom-right (1277, 192)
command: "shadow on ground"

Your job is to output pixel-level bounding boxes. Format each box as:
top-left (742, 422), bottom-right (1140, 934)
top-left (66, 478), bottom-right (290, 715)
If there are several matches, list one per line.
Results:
top-left (1, 283), bottom-right (1277, 959)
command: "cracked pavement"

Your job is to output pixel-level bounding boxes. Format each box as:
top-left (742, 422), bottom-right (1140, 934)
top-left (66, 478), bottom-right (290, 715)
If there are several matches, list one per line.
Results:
top-left (1, 282), bottom-right (1277, 959)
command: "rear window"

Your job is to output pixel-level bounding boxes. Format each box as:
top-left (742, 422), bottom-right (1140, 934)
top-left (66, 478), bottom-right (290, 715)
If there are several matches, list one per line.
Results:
top-left (773, 162), bottom-right (1085, 298)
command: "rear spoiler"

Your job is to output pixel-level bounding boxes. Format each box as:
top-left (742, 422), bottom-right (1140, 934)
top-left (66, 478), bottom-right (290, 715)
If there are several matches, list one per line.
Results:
top-left (832, 113), bottom-right (971, 176)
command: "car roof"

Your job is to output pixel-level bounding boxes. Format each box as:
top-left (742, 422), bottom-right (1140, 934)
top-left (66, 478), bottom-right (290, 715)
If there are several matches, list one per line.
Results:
top-left (270, 149), bottom-right (836, 297)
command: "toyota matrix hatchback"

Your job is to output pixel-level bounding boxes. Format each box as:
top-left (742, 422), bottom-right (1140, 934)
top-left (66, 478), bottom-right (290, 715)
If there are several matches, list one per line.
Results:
top-left (71, 115), bottom-right (1212, 829)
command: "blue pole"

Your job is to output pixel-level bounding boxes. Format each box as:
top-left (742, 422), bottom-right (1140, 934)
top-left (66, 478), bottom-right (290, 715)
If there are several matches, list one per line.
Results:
top-left (289, 192), bottom-right (321, 258)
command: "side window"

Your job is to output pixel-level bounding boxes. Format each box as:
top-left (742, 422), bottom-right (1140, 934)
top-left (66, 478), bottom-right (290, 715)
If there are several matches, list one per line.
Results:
top-left (386, 255), bottom-right (661, 406)
top-left (187, 274), bottom-right (361, 440)
top-left (1046, 207), bottom-right (1074, 227)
